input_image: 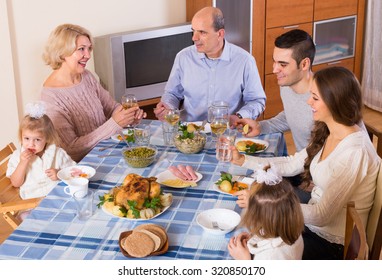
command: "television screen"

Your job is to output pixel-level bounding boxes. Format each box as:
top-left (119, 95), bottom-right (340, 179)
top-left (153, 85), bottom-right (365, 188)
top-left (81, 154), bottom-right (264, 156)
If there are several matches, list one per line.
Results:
top-left (124, 32), bottom-right (193, 88)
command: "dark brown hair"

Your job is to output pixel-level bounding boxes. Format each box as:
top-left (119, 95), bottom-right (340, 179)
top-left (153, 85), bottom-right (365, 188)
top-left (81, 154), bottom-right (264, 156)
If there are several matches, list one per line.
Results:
top-left (241, 179), bottom-right (304, 245)
top-left (300, 66), bottom-right (363, 188)
top-left (275, 29), bottom-right (316, 69)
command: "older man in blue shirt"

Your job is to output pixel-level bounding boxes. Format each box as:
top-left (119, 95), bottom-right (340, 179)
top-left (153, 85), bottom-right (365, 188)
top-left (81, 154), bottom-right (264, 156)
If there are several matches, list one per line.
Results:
top-left (154, 7), bottom-right (266, 123)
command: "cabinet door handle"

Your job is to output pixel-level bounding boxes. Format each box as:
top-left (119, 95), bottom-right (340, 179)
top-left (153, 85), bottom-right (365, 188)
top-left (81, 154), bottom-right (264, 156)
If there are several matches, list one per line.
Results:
top-left (327, 61), bottom-right (342, 65)
top-left (283, 25), bottom-right (299, 29)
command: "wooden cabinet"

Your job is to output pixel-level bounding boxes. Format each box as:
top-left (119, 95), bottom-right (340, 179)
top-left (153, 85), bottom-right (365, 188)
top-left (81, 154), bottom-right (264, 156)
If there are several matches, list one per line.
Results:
top-left (260, 0), bottom-right (366, 118)
top-left (186, 0), bottom-right (366, 119)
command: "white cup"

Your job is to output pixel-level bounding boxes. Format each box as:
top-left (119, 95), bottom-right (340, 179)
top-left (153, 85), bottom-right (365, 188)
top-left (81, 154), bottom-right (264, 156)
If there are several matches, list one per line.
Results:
top-left (73, 189), bottom-right (94, 221)
top-left (64, 177), bottom-right (89, 197)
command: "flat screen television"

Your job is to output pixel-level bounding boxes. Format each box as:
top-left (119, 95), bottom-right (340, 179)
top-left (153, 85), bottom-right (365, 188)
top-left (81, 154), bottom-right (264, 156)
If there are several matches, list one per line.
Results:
top-left (93, 23), bottom-right (193, 102)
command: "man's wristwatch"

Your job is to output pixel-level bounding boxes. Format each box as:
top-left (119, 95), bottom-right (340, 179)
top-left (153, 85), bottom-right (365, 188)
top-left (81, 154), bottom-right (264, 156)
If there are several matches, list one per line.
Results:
top-left (236, 113), bottom-right (243, 119)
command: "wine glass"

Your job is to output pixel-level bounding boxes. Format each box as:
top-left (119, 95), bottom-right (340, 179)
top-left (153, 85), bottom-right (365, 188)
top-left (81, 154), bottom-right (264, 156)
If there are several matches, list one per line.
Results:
top-left (209, 105), bottom-right (229, 141)
top-left (164, 108), bottom-right (181, 126)
top-left (210, 117), bottom-right (229, 137)
top-left (121, 94), bottom-right (138, 110)
top-left (121, 94), bottom-right (139, 128)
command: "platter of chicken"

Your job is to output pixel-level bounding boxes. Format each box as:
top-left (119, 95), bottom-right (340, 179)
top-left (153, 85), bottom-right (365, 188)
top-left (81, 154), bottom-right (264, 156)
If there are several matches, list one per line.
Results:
top-left (97, 173), bottom-right (173, 220)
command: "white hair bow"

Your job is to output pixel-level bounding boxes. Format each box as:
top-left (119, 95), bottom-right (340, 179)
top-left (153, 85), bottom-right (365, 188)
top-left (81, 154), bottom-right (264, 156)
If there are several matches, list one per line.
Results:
top-left (25, 101), bottom-right (46, 119)
top-left (253, 164), bottom-right (282, 186)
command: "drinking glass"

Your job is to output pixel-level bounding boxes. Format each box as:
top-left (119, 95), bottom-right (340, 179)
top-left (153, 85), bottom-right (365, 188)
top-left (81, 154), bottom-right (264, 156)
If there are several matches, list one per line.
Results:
top-left (216, 128), bottom-right (237, 162)
top-left (164, 108), bottom-right (181, 126)
top-left (121, 94), bottom-right (139, 128)
top-left (121, 94), bottom-right (138, 110)
top-left (134, 123), bottom-right (151, 146)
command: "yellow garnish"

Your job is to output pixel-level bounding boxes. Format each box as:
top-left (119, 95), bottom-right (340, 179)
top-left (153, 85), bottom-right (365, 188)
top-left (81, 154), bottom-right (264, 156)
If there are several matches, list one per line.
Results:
top-left (243, 124), bottom-right (249, 134)
top-left (161, 179), bottom-right (197, 188)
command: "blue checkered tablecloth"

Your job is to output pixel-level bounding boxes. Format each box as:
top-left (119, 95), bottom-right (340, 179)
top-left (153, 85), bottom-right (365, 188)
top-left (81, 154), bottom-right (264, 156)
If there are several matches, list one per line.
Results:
top-left (0, 120), bottom-right (286, 260)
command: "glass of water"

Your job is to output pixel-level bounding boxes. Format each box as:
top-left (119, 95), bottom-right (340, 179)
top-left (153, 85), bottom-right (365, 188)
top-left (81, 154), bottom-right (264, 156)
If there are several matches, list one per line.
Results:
top-left (216, 128), bottom-right (237, 162)
top-left (134, 123), bottom-right (151, 146)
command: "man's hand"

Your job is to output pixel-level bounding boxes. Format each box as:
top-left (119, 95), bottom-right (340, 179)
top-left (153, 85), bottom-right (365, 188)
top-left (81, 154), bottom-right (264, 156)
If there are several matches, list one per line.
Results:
top-left (154, 101), bottom-right (169, 121)
top-left (234, 118), bottom-right (261, 137)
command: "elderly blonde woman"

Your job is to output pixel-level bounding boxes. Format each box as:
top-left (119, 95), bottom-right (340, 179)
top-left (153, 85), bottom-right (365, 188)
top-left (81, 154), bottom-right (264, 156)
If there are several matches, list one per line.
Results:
top-left (41, 24), bottom-right (146, 161)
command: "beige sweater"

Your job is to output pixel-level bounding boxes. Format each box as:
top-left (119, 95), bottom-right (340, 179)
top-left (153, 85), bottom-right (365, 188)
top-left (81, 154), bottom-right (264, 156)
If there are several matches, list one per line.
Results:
top-left (41, 70), bottom-right (121, 161)
top-left (242, 131), bottom-right (380, 244)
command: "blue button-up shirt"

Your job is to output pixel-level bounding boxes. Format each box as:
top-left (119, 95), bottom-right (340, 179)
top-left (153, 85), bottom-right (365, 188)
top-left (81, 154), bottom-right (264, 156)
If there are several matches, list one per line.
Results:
top-left (161, 40), bottom-right (266, 121)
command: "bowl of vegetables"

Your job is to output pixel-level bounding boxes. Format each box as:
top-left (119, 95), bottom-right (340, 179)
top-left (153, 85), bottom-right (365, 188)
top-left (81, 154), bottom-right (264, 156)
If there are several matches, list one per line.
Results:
top-left (122, 145), bottom-right (157, 168)
top-left (174, 122), bottom-right (207, 154)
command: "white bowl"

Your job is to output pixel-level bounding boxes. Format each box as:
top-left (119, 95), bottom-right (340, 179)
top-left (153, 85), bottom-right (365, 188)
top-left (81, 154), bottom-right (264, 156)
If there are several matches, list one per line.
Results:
top-left (196, 208), bottom-right (241, 235)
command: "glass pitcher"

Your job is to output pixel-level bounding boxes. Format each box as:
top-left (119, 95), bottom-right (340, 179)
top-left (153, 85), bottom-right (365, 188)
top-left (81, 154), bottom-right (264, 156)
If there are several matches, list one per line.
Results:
top-left (208, 101), bottom-right (229, 123)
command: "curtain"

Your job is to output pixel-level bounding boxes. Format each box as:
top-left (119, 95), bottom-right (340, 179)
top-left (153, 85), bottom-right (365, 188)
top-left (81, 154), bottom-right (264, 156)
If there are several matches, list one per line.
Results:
top-left (362, 0), bottom-right (382, 112)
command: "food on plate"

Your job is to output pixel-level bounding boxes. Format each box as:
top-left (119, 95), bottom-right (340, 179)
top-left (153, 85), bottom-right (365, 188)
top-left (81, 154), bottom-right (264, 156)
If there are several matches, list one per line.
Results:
top-left (236, 140), bottom-right (267, 154)
top-left (243, 124), bottom-right (249, 135)
top-left (219, 180), bottom-right (232, 193)
top-left (70, 167), bottom-right (89, 178)
top-left (122, 146), bottom-right (157, 168)
top-left (117, 130), bottom-right (135, 143)
top-left (168, 165), bottom-right (198, 181)
top-left (97, 173), bottom-right (172, 219)
top-left (161, 178), bottom-right (197, 188)
top-left (120, 223), bottom-right (168, 257)
top-left (174, 122), bottom-right (206, 154)
top-left (215, 171), bottom-right (249, 194)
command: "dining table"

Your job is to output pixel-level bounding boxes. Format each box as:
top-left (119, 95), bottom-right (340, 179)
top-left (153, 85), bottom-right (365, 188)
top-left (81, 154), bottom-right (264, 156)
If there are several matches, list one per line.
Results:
top-left (0, 119), bottom-right (287, 260)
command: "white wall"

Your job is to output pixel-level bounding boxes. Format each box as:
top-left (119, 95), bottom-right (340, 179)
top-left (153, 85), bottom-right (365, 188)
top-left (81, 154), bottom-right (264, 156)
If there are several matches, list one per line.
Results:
top-left (0, 0), bottom-right (186, 148)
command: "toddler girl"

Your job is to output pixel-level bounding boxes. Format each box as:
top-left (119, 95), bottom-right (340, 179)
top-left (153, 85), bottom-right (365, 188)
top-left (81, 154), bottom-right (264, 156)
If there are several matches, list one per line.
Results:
top-left (228, 165), bottom-right (304, 260)
top-left (6, 102), bottom-right (76, 200)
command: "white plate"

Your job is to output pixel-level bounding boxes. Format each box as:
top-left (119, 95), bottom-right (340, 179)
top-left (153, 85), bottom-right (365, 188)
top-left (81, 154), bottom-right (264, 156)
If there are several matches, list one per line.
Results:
top-left (234, 138), bottom-right (269, 154)
top-left (197, 208), bottom-right (241, 235)
top-left (57, 165), bottom-right (96, 183)
top-left (211, 176), bottom-right (255, 196)
top-left (101, 199), bottom-right (172, 221)
top-left (111, 129), bottom-right (133, 142)
top-left (156, 169), bottom-right (202, 188)
top-left (188, 121), bottom-right (211, 134)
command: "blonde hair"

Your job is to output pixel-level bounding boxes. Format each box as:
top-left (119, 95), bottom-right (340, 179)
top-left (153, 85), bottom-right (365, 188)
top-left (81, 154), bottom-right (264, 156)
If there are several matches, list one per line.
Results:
top-left (42, 23), bottom-right (93, 70)
top-left (19, 115), bottom-right (60, 147)
top-left (241, 179), bottom-right (304, 245)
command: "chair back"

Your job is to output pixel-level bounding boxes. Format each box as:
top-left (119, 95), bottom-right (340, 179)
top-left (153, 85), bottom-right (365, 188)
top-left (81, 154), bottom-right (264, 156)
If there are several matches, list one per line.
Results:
top-left (0, 143), bottom-right (19, 203)
top-left (366, 161), bottom-right (382, 259)
top-left (344, 201), bottom-right (368, 260)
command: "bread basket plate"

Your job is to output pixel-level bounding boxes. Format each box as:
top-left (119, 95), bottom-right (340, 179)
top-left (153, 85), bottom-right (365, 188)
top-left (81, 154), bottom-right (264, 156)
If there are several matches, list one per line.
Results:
top-left (156, 170), bottom-right (202, 188)
top-left (234, 138), bottom-right (269, 154)
top-left (101, 199), bottom-right (172, 220)
top-left (57, 165), bottom-right (96, 183)
top-left (119, 230), bottom-right (169, 258)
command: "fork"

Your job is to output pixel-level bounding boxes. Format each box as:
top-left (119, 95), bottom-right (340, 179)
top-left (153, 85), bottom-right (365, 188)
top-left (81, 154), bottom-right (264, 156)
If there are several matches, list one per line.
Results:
top-left (99, 142), bottom-right (119, 152)
top-left (212, 221), bottom-right (224, 231)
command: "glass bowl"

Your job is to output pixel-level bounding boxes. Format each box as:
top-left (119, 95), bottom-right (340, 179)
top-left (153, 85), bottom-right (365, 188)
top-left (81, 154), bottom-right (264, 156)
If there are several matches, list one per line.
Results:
top-left (121, 145), bottom-right (157, 168)
top-left (174, 131), bottom-right (207, 154)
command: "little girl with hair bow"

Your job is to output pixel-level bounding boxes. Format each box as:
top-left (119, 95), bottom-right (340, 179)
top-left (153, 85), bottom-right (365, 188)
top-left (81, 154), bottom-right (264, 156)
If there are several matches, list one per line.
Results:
top-left (6, 102), bottom-right (76, 201)
top-left (228, 165), bottom-right (305, 260)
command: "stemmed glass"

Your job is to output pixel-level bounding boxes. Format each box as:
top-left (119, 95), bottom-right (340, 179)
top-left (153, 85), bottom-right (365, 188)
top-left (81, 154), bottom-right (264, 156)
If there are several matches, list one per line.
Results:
top-left (164, 108), bottom-right (181, 126)
top-left (209, 106), bottom-right (229, 141)
top-left (121, 93), bottom-right (139, 128)
top-left (121, 94), bottom-right (138, 110)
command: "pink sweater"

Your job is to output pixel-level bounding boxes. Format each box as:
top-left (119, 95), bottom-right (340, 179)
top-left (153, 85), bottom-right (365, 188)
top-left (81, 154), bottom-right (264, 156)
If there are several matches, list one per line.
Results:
top-left (41, 70), bottom-right (122, 161)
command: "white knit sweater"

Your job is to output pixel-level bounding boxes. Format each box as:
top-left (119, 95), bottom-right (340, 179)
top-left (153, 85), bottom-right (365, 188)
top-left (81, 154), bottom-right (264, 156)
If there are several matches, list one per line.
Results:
top-left (242, 131), bottom-right (380, 244)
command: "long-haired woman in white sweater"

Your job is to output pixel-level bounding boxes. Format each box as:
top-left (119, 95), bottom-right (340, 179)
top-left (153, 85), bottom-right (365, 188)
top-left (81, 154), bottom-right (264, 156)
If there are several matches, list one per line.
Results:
top-left (229, 66), bottom-right (380, 259)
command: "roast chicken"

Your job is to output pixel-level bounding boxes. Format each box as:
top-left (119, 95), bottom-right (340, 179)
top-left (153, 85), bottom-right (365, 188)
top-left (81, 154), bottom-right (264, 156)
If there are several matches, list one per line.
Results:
top-left (113, 173), bottom-right (161, 209)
